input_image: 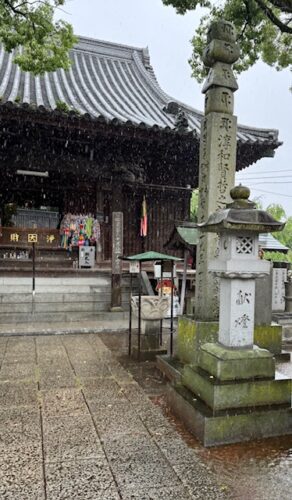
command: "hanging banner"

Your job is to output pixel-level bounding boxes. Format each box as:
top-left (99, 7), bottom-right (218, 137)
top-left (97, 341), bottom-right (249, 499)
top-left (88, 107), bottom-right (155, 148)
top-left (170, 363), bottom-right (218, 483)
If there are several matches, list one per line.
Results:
top-left (140, 195), bottom-right (148, 237)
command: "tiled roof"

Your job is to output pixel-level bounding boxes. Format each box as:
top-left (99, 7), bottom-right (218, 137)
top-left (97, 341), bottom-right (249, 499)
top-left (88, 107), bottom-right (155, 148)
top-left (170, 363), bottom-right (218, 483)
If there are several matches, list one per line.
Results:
top-left (259, 233), bottom-right (289, 252)
top-left (0, 36), bottom-right (280, 146)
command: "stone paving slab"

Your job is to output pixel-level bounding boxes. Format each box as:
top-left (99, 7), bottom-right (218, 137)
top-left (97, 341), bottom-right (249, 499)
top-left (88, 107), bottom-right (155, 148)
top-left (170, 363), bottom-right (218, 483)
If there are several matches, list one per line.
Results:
top-left (0, 461), bottom-right (45, 500)
top-left (0, 407), bottom-right (41, 446)
top-left (119, 485), bottom-right (194, 500)
top-left (0, 361), bottom-right (37, 381)
top-left (43, 414), bottom-right (105, 463)
top-left (41, 388), bottom-right (88, 418)
top-left (81, 378), bottom-right (128, 403)
top-left (0, 380), bottom-right (38, 407)
top-left (39, 374), bottom-right (77, 390)
top-left (89, 400), bottom-right (147, 437)
top-left (0, 333), bottom-right (227, 499)
top-left (45, 459), bottom-right (120, 500)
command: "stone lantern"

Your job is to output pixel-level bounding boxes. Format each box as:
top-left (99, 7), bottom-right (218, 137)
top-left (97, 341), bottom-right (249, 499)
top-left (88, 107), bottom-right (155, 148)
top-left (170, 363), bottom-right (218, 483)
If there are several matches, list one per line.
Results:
top-left (169, 186), bottom-right (292, 446)
top-left (202, 185), bottom-right (283, 350)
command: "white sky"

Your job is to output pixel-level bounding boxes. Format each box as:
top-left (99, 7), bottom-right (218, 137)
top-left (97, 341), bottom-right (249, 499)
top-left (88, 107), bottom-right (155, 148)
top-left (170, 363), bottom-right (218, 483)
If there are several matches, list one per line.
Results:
top-left (60, 0), bottom-right (292, 215)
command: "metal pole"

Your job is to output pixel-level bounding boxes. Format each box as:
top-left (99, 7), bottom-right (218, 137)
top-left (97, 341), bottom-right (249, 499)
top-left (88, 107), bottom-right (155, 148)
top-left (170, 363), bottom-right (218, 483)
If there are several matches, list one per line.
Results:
top-left (180, 249), bottom-right (188, 315)
top-left (170, 262), bottom-right (174, 356)
top-left (128, 272), bottom-right (132, 357)
top-left (138, 261), bottom-right (142, 362)
top-left (32, 242), bottom-right (36, 295)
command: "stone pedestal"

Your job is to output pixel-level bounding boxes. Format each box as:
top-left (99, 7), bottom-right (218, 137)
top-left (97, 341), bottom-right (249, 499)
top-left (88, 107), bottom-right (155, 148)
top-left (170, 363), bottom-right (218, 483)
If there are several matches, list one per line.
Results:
top-left (167, 383), bottom-right (292, 447)
top-left (131, 295), bottom-right (168, 360)
top-left (166, 322), bottom-right (292, 446)
top-left (169, 335), bottom-right (292, 446)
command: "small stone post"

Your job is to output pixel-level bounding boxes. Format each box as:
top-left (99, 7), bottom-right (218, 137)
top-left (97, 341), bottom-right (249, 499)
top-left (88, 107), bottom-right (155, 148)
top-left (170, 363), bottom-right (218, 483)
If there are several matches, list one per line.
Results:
top-left (195, 20), bottom-right (240, 320)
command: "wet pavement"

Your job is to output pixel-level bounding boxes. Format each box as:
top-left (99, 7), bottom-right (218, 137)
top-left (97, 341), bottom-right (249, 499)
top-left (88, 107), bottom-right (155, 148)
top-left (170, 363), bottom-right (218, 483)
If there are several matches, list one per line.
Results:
top-left (102, 332), bottom-right (292, 500)
top-left (0, 333), bottom-right (226, 500)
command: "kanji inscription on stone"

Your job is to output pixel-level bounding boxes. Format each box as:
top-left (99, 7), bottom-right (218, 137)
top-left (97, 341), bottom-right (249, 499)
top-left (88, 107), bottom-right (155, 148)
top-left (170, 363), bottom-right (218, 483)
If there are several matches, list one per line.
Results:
top-left (112, 212), bottom-right (123, 275)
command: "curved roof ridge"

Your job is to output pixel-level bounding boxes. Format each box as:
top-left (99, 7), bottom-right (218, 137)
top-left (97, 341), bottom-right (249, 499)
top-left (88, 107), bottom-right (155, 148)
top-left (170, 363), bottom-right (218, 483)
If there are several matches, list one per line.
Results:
top-left (74, 35), bottom-right (146, 64)
top-left (0, 37), bottom-right (281, 150)
top-left (133, 63), bottom-right (279, 141)
top-left (132, 49), bottom-right (204, 117)
top-left (231, 123), bottom-right (279, 139)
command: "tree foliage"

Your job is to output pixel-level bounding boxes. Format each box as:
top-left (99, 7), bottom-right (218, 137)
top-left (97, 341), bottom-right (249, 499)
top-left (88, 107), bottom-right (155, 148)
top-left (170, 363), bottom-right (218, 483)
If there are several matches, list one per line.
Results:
top-left (263, 249), bottom-right (292, 262)
top-left (190, 189), bottom-right (199, 221)
top-left (0, 1), bottom-right (76, 74)
top-left (162, 0), bottom-right (292, 81)
top-left (266, 203), bottom-right (292, 249)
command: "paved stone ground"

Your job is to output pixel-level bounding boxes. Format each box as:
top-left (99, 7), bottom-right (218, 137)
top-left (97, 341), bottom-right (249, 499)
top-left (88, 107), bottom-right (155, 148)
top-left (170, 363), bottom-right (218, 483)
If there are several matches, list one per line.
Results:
top-left (0, 334), bottom-right (227, 500)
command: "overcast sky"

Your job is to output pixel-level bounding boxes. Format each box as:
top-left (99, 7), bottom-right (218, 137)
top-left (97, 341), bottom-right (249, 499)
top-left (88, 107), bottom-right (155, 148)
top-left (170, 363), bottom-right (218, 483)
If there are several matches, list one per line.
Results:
top-left (61, 0), bottom-right (292, 215)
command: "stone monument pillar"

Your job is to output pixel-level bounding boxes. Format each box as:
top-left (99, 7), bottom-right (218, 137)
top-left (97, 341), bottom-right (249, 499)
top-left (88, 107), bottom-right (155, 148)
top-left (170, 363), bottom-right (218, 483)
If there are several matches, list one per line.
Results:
top-left (195, 20), bottom-right (240, 320)
top-left (111, 179), bottom-right (123, 311)
top-left (111, 211), bottom-right (123, 311)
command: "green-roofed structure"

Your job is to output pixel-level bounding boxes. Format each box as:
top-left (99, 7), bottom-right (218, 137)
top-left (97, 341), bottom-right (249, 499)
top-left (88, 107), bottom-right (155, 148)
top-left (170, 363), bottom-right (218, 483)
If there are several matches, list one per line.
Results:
top-left (122, 251), bottom-right (182, 262)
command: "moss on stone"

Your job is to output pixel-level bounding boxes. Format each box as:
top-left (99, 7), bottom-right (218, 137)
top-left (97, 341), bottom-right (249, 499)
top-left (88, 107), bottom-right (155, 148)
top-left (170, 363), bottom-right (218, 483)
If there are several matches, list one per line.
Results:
top-left (177, 317), bottom-right (283, 362)
top-left (182, 365), bottom-right (291, 411)
top-left (198, 342), bottom-right (275, 380)
top-left (177, 318), bottom-right (218, 364)
top-left (254, 325), bottom-right (282, 355)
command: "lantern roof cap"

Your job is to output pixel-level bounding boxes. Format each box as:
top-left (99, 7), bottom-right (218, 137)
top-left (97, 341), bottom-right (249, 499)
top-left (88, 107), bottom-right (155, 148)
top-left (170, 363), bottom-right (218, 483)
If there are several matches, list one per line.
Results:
top-left (198, 185), bottom-right (285, 234)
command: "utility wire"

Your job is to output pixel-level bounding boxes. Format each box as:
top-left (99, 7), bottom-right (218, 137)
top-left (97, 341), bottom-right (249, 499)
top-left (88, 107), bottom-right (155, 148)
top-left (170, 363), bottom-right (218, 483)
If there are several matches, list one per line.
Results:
top-left (237, 169), bottom-right (292, 175)
top-left (241, 181), bottom-right (292, 185)
top-left (250, 188), bottom-right (292, 199)
top-left (237, 176), bottom-right (292, 181)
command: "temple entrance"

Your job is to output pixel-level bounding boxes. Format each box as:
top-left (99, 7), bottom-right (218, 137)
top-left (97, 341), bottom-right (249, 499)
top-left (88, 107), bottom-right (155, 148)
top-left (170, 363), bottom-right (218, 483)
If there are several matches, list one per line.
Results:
top-left (0, 173), bottom-right (113, 265)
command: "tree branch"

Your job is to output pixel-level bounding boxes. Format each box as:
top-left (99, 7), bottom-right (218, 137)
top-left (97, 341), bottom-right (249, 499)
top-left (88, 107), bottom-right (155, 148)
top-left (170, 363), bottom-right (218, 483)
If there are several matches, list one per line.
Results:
top-left (269, 0), bottom-right (292, 14)
top-left (3, 0), bottom-right (27, 16)
top-left (255, 0), bottom-right (292, 33)
top-left (238, 0), bottom-right (253, 39)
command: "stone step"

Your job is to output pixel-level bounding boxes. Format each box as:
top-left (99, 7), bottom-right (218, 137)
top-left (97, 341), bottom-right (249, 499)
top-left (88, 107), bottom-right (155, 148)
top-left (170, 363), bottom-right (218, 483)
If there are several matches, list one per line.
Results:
top-left (0, 292), bottom-right (132, 303)
top-left (0, 275), bottom-right (132, 286)
top-left (0, 269), bottom-right (112, 277)
top-left (0, 285), bottom-right (135, 294)
top-left (0, 299), bottom-right (131, 314)
top-left (0, 291), bottom-right (132, 306)
top-left (0, 260), bottom-right (73, 269)
top-left (0, 310), bottom-right (129, 324)
top-left (0, 285), bottom-right (111, 294)
top-left (0, 275), bottom-right (138, 321)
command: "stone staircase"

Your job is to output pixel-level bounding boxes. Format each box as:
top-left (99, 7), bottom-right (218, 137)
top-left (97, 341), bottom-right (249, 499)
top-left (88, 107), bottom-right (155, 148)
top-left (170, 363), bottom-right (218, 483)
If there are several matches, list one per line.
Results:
top-left (0, 246), bottom-right (78, 274)
top-left (0, 274), bottom-right (135, 324)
